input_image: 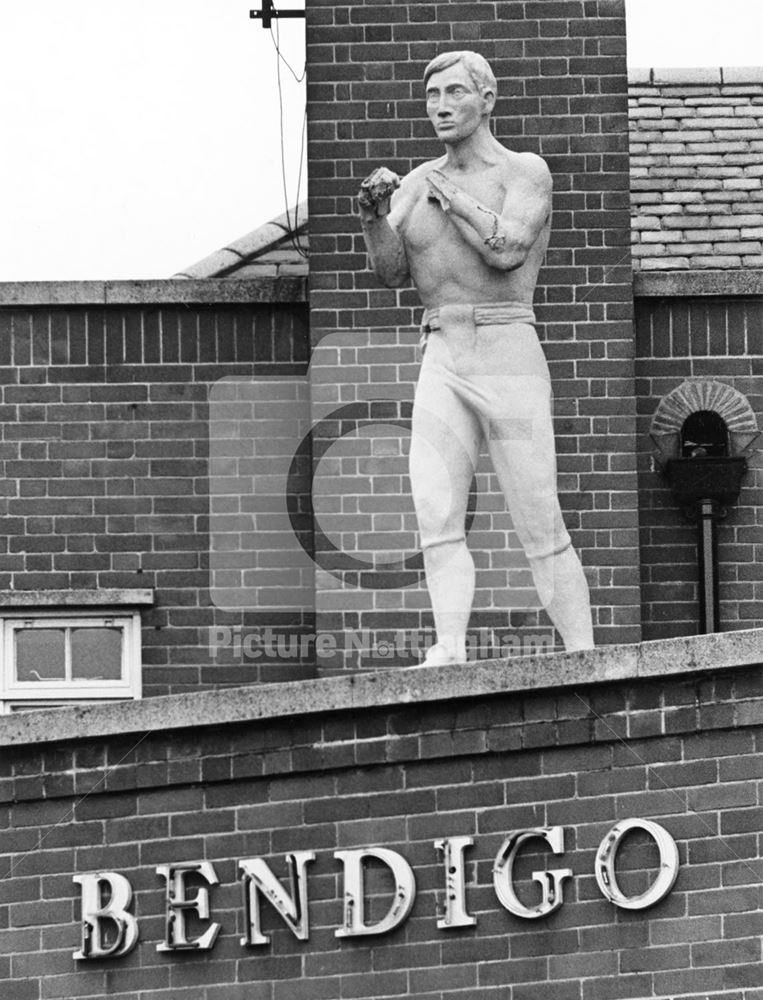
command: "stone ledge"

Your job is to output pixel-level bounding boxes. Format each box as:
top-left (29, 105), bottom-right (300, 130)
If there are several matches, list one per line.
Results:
top-left (634, 268), bottom-right (763, 298)
top-left (0, 628), bottom-right (760, 748)
top-left (0, 589), bottom-right (154, 608)
top-left (0, 277), bottom-right (308, 307)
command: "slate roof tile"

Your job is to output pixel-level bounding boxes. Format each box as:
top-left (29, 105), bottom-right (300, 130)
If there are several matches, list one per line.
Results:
top-left (172, 202), bottom-right (308, 280)
top-left (629, 67), bottom-right (763, 271)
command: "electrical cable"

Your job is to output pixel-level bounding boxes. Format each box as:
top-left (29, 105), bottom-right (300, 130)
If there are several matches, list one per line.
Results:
top-left (292, 102), bottom-right (308, 249)
top-left (268, 4), bottom-right (306, 83)
top-left (269, 4), bottom-right (308, 258)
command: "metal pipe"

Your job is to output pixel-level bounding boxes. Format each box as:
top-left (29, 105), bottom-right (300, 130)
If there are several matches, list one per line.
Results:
top-left (697, 499), bottom-right (719, 634)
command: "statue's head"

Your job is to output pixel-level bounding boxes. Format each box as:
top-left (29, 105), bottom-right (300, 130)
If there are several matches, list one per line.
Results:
top-left (423, 51), bottom-right (497, 143)
top-left (424, 51), bottom-right (497, 101)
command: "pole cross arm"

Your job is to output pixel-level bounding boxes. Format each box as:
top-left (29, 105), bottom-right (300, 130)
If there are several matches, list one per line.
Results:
top-left (250, 1), bottom-right (305, 29)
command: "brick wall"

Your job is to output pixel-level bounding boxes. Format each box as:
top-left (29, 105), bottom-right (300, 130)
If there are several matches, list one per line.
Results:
top-left (0, 646), bottom-right (760, 999)
top-left (635, 294), bottom-right (763, 638)
top-left (0, 286), bottom-right (315, 694)
top-left (306, 0), bottom-right (641, 666)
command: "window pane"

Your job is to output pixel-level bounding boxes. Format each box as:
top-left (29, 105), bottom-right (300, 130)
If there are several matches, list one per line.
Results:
top-left (71, 628), bottom-right (123, 680)
top-left (15, 629), bottom-right (66, 682)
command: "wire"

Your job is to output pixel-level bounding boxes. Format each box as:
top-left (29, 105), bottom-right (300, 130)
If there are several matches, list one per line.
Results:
top-left (268, 4), bottom-right (306, 83)
top-left (270, 8), bottom-right (308, 258)
top-left (292, 102), bottom-right (308, 251)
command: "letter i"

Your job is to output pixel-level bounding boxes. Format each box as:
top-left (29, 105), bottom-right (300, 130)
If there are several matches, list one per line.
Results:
top-left (434, 837), bottom-right (476, 929)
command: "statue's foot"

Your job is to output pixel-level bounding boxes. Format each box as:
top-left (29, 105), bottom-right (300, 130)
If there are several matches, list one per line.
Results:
top-left (563, 639), bottom-right (596, 653)
top-left (415, 642), bottom-right (464, 668)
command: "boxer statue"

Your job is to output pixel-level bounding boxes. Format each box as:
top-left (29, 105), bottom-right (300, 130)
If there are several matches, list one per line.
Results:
top-left (357, 51), bottom-right (594, 665)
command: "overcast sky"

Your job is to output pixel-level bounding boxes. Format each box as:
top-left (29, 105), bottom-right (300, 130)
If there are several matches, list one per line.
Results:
top-left (0, 0), bottom-right (760, 281)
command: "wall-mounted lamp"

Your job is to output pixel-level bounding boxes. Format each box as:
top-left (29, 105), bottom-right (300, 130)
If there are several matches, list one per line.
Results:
top-left (650, 380), bottom-right (760, 634)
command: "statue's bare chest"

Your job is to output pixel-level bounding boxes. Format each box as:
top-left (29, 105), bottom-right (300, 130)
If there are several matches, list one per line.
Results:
top-left (401, 167), bottom-right (507, 254)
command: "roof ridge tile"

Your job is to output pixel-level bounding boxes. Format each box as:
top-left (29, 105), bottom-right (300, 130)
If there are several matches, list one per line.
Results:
top-left (628, 67), bottom-right (763, 87)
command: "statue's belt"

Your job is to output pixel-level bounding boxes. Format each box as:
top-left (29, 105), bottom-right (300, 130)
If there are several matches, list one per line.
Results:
top-left (422, 301), bottom-right (536, 333)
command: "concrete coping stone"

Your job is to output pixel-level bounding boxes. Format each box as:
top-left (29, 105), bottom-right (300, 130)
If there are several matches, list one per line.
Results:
top-left (0, 277), bottom-right (308, 307)
top-left (0, 588), bottom-right (155, 608)
top-left (634, 267), bottom-right (763, 297)
top-left (0, 627), bottom-right (760, 748)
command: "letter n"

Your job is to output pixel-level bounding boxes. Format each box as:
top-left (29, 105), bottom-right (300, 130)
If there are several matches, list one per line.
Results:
top-left (239, 851), bottom-right (315, 945)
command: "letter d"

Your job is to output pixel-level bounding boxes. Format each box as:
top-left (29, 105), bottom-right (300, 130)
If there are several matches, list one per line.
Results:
top-left (335, 848), bottom-right (416, 938)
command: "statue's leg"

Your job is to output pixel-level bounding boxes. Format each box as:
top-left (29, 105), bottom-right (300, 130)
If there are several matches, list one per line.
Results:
top-left (478, 328), bottom-right (594, 652)
top-left (532, 545), bottom-right (594, 652)
top-left (409, 360), bottom-right (482, 665)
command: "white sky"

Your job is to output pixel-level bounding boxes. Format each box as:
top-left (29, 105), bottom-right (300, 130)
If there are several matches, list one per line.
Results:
top-left (0, 0), bottom-right (760, 281)
top-left (0, 0), bottom-right (306, 281)
top-left (624, 0), bottom-right (763, 68)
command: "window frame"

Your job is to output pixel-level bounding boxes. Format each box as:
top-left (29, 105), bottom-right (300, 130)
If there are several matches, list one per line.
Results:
top-left (0, 609), bottom-right (142, 712)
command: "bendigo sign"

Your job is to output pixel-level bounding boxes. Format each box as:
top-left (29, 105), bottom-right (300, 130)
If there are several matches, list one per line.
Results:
top-left (74, 819), bottom-right (680, 960)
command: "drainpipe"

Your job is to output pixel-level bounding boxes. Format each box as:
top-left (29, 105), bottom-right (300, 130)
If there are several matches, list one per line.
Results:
top-left (696, 499), bottom-right (719, 634)
top-left (663, 457), bottom-right (747, 634)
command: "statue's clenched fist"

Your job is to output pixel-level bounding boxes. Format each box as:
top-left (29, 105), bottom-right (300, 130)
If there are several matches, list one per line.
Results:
top-left (357, 167), bottom-right (401, 221)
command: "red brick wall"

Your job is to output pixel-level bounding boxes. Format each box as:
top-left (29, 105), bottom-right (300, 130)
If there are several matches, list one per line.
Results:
top-left (306, 0), bottom-right (641, 665)
top-left (0, 298), bottom-right (315, 694)
top-left (1, 666), bottom-right (760, 998)
top-left (635, 295), bottom-right (763, 638)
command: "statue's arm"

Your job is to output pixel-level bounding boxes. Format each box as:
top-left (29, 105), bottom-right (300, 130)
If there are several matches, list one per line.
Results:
top-left (360, 214), bottom-right (410, 288)
top-left (428, 154), bottom-right (552, 271)
top-left (357, 168), bottom-right (411, 288)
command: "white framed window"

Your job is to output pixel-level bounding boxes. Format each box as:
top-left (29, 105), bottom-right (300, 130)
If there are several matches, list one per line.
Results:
top-left (0, 610), bottom-right (142, 713)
